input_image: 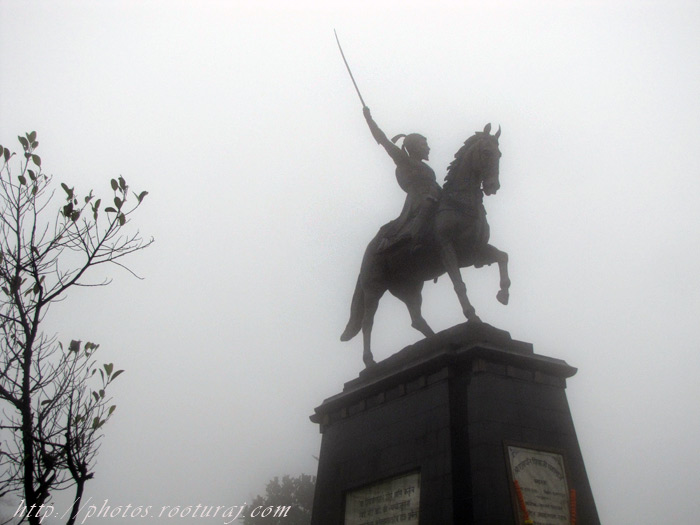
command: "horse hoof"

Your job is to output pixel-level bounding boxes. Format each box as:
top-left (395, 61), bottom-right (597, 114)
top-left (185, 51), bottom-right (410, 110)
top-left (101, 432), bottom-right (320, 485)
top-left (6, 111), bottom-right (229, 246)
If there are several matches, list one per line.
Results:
top-left (468, 314), bottom-right (482, 323)
top-left (497, 290), bottom-right (509, 305)
top-left (363, 353), bottom-right (376, 367)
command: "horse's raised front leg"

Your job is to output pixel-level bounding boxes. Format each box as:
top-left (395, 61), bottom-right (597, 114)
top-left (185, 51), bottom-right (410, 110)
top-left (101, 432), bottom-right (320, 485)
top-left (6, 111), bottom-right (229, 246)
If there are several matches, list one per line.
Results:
top-left (439, 241), bottom-right (481, 322)
top-left (389, 281), bottom-right (435, 338)
top-left (477, 243), bottom-right (511, 305)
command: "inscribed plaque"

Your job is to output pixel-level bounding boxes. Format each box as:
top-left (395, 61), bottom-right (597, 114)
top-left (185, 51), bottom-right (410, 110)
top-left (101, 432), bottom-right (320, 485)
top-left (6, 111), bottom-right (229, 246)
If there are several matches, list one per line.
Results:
top-left (344, 471), bottom-right (420, 525)
top-left (507, 445), bottom-right (570, 524)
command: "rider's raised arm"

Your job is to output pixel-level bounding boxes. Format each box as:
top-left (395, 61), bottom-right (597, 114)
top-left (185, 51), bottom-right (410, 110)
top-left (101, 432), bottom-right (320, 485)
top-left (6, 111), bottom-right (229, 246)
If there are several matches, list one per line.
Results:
top-left (363, 106), bottom-right (405, 164)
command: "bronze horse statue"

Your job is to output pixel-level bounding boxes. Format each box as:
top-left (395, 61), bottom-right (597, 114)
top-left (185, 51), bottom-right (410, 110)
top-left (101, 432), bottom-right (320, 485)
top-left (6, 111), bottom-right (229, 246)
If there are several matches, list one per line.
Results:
top-left (341, 124), bottom-right (510, 366)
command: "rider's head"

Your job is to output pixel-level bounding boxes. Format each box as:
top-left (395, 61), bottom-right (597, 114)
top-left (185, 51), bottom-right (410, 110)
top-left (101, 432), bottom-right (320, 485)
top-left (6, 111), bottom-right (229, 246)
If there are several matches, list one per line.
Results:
top-left (393, 133), bottom-right (430, 161)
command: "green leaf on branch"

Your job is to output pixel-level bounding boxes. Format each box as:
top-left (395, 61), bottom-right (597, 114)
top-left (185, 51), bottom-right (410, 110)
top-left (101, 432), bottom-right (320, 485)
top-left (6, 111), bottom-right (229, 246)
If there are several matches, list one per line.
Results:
top-left (136, 190), bottom-right (149, 203)
top-left (104, 363), bottom-right (113, 376)
top-left (28, 131), bottom-right (37, 143)
top-left (18, 175), bottom-right (26, 185)
top-left (114, 197), bottom-right (123, 209)
top-left (111, 370), bottom-right (124, 381)
top-left (3, 148), bottom-right (10, 162)
top-left (92, 198), bottom-right (101, 219)
top-left (110, 179), bottom-right (119, 191)
top-left (104, 207), bottom-right (117, 213)
top-left (18, 136), bottom-right (29, 150)
top-left (28, 169), bottom-right (36, 180)
top-left (31, 155), bottom-right (41, 167)
top-left (10, 275), bottom-right (24, 293)
top-left (118, 213), bottom-right (125, 226)
top-left (61, 183), bottom-right (73, 198)
top-left (118, 176), bottom-right (126, 190)
top-left (108, 405), bottom-right (117, 416)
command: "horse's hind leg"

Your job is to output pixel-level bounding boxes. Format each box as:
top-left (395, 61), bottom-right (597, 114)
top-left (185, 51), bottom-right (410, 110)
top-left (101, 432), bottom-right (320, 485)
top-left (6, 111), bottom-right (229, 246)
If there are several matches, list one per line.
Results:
top-left (361, 288), bottom-right (383, 367)
top-left (477, 244), bottom-right (511, 305)
top-left (390, 281), bottom-right (435, 338)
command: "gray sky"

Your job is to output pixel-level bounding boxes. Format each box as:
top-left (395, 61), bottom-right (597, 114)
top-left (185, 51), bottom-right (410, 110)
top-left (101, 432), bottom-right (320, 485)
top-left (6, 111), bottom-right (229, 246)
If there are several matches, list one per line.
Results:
top-left (1, 1), bottom-right (700, 523)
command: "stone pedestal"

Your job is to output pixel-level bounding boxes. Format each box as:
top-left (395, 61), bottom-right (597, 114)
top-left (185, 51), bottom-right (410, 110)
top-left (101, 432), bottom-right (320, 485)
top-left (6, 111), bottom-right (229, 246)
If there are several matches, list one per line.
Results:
top-left (310, 323), bottom-right (599, 524)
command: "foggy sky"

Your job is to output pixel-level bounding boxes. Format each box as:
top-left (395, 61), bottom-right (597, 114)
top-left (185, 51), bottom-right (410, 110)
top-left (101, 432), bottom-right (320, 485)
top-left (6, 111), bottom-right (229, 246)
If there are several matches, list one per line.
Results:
top-left (1, 1), bottom-right (700, 523)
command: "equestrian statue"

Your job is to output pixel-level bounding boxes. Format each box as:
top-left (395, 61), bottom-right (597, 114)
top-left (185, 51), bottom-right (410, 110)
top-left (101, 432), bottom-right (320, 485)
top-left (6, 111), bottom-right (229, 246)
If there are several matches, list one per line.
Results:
top-left (335, 32), bottom-right (511, 367)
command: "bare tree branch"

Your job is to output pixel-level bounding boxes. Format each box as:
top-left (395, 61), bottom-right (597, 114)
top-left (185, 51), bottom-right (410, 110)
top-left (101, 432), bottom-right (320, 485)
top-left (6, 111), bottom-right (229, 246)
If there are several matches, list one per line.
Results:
top-left (0, 133), bottom-right (151, 524)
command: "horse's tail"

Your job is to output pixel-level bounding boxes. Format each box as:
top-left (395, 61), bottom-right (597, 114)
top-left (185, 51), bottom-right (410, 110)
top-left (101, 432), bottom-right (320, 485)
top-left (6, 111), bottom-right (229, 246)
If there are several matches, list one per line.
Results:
top-left (340, 276), bottom-right (364, 342)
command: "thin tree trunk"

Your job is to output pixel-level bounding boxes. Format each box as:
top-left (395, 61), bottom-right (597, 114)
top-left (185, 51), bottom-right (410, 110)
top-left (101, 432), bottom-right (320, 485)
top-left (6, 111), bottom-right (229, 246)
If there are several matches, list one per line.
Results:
top-left (66, 479), bottom-right (85, 525)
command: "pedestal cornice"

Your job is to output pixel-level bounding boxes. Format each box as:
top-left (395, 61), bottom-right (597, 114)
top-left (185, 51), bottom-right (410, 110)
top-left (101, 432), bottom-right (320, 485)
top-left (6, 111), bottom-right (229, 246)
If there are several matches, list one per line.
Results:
top-left (311, 323), bottom-right (576, 428)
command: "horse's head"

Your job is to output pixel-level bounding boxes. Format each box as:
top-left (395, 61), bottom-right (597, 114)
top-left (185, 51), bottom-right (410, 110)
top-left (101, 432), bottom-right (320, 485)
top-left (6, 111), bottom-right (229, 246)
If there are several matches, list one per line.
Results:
top-left (445, 123), bottom-right (502, 196)
top-left (475, 123), bottom-right (502, 196)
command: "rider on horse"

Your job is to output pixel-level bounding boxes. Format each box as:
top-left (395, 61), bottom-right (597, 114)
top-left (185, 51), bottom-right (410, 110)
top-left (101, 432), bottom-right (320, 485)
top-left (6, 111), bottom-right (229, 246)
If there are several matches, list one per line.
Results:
top-left (363, 106), bottom-right (441, 252)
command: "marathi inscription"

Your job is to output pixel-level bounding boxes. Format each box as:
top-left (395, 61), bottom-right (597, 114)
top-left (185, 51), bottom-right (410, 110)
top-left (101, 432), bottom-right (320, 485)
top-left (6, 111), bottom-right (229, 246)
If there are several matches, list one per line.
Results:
top-left (344, 472), bottom-right (420, 525)
top-left (507, 446), bottom-right (570, 525)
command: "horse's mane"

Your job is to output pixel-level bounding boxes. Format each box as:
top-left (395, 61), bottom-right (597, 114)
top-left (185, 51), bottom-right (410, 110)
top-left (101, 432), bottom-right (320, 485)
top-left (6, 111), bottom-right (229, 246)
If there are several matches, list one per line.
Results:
top-left (443, 133), bottom-right (483, 190)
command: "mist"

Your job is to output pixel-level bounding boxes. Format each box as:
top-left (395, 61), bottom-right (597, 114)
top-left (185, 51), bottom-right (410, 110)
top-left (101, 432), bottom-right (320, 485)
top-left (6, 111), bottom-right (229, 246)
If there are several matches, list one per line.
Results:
top-left (1, 1), bottom-right (699, 523)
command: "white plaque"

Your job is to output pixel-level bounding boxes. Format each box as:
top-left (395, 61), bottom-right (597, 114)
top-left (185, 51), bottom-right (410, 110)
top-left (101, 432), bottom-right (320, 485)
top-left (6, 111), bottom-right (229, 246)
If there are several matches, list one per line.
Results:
top-left (507, 445), bottom-right (570, 524)
top-left (344, 471), bottom-right (420, 525)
